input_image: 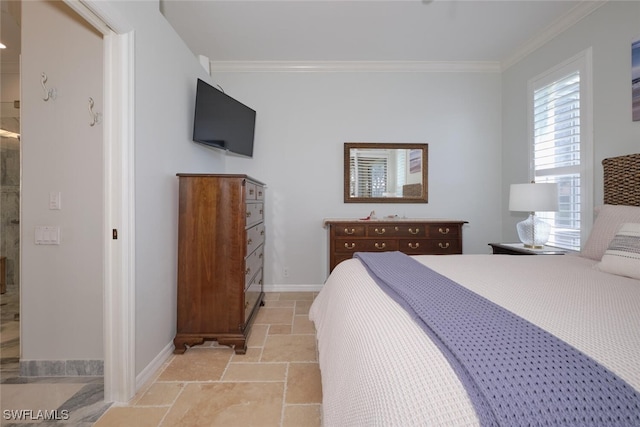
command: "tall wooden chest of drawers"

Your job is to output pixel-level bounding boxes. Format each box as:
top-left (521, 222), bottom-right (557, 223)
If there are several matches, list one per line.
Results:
top-left (174, 174), bottom-right (265, 354)
top-left (324, 219), bottom-right (467, 272)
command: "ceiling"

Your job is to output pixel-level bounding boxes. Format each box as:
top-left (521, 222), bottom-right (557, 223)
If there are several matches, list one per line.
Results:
top-left (160, 0), bottom-right (602, 67)
top-left (0, 1), bottom-right (21, 66)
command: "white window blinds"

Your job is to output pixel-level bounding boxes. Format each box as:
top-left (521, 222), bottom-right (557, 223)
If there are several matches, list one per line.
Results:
top-left (530, 50), bottom-right (592, 251)
top-left (533, 71), bottom-right (581, 251)
top-left (350, 154), bottom-right (388, 198)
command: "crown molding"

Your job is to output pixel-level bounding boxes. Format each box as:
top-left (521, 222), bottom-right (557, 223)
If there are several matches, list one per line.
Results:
top-left (209, 1), bottom-right (606, 74)
top-left (501, 0), bottom-right (608, 71)
top-left (210, 60), bottom-right (501, 74)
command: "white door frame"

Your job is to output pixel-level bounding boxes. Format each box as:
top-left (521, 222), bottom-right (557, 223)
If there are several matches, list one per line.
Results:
top-left (63, 0), bottom-right (135, 403)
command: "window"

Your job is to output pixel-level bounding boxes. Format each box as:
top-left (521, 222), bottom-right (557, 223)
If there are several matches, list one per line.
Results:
top-left (350, 153), bottom-right (388, 198)
top-left (529, 50), bottom-right (593, 251)
top-left (349, 149), bottom-right (409, 198)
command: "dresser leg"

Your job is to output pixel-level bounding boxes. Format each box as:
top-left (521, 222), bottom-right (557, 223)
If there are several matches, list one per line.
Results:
top-left (173, 336), bottom-right (205, 354)
top-left (218, 337), bottom-right (247, 355)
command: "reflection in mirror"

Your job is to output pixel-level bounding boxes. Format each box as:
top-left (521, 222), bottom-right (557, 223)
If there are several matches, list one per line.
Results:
top-left (344, 142), bottom-right (428, 203)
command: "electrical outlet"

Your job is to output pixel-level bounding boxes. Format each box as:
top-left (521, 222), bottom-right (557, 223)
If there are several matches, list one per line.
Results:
top-left (283, 267), bottom-right (290, 277)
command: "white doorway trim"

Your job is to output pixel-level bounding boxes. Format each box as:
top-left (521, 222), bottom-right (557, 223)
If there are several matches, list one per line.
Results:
top-left (63, 0), bottom-right (135, 403)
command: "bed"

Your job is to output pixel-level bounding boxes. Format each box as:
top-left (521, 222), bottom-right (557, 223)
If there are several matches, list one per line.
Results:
top-left (309, 153), bottom-right (640, 426)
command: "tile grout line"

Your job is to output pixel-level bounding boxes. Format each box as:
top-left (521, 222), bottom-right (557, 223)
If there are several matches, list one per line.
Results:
top-left (280, 361), bottom-right (290, 427)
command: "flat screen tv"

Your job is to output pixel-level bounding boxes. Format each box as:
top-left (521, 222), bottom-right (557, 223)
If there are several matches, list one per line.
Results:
top-left (192, 78), bottom-right (256, 158)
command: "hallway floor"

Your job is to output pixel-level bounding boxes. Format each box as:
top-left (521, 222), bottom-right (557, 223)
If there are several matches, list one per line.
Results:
top-left (0, 284), bottom-right (19, 373)
top-left (1, 292), bottom-right (322, 426)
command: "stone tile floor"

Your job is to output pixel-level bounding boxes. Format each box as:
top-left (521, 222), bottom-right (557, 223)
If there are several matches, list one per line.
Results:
top-left (1, 292), bottom-right (322, 426)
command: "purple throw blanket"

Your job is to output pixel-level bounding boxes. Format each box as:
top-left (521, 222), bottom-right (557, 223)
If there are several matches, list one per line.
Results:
top-left (354, 251), bottom-right (640, 427)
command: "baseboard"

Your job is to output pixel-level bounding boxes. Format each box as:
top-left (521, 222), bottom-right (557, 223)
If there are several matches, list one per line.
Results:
top-left (135, 340), bottom-right (174, 391)
top-left (263, 284), bottom-right (324, 293)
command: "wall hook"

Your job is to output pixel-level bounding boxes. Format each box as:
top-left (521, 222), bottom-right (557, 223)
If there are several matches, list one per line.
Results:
top-left (88, 97), bottom-right (102, 127)
top-left (41, 72), bottom-right (56, 101)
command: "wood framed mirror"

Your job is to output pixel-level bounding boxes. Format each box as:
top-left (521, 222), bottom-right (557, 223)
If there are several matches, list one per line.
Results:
top-left (344, 142), bottom-right (428, 203)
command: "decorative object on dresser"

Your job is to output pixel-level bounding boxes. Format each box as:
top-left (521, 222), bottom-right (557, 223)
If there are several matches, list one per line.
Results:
top-left (324, 219), bottom-right (467, 272)
top-left (174, 174), bottom-right (265, 354)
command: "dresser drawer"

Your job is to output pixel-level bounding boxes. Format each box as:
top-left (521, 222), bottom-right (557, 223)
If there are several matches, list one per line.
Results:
top-left (335, 238), bottom-right (399, 254)
top-left (333, 224), bottom-right (366, 237)
top-left (244, 268), bottom-right (263, 323)
top-left (366, 224), bottom-right (427, 237)
top-left (245, 244), bottom-right (264, 290)
top-left (246, 223), bottom-right (265, 255)
top-left (397, 239), bottom-right (432, 254)
top-left (426, 224), bottom-right (460, 238)
top-left (326, 219), bottom-right (467, 273)
top-left (245, 181), bottom-right (265, 200)
top-left (246, 202), bottom-right (264, 227)
top-left (421, 239), bottom-right (462, 254)
top-left (245, 181), bottom-right (258, 200)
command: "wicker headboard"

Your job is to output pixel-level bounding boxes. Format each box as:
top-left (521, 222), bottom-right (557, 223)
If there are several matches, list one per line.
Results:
top-left (602, 153), bottom-right (640, 206)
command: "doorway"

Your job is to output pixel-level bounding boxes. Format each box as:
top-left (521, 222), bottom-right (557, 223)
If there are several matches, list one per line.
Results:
top-left (0, 0), bottom-right (21, 374)
top-left (0, 0), bottom-right (134, 403)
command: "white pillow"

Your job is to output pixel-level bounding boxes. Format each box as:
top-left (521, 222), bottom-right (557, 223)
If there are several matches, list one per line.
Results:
top-left (581, 205), bottom-right (640, 261)
top-left (596, 223), bottom-right (640, 280)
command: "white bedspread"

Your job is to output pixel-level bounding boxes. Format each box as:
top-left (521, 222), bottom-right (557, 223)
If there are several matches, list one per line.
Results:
top-left (309, 254), bottom-right (640, 426)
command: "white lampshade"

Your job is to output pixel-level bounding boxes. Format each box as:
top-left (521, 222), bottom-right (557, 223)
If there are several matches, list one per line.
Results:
top-left (509, 183), bottom-right (558, 212)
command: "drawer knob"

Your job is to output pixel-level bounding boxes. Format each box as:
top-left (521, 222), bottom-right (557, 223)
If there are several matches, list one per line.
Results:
top-left (261, 230), bottom-right (265, 236)
top-left (245, 301), bottom-right (250, 309)
top-left (344, 242), bottom-right (356, 250)
top-left (344, 228), bottom-right (356, 235)
top-left (375, 242), bottom-right (386, 249)
top-left (374, 228), bottom-right (386, 235)
top-left (246, 211), bottom-right (252, 218)
top-left (249, 189), bottom-right (255, 195)
top-left (438, 227), bottom-right (450, 235)
top-left (258, 190), bottom-right (263, 197)
top-left (246, 267), bottom-right (251, 275)
top-left (408, 242), bottom-right (420, 249)
top-left (247, 238), bottom-right (253, 246)
top-left (409, 228), bottom-right (420, 235)
top-left (439, 242), bottom-right (450, 249)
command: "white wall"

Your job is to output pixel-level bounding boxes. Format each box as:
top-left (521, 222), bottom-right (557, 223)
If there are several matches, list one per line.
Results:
top-left (103, 1), bottom-right (228, 376)
top-left (21, 0), bottom-right (228, 378)
top-left (21, 0), bottom-right (104, 361)
top-left (222, 70), bottom-right (503, 285)
top-left (501, 1), bottom-right (640, 243)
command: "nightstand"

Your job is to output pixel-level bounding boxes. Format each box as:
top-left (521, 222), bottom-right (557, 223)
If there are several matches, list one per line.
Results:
top-left (488, 243), bottom-right (567, 255)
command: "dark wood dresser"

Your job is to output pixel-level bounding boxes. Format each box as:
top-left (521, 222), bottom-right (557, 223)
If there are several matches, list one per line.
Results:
top-left (324, 219), bottom-right (467, 272)
top-left (174, 174), bottom-right (265, 354)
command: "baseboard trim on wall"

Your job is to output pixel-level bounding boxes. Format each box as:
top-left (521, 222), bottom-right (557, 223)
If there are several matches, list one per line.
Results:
top-left (263, 284), bottom-right (324, 293)
top-left (20, 359), bottom-right (104, 377)
top-left (135, 340), bottom-right (174, 392)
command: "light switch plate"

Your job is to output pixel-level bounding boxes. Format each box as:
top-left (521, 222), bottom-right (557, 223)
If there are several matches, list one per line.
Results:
top-left (49, 192), bottom-right (61, 210)
top-left (35, 226), bottom-right (60, 245)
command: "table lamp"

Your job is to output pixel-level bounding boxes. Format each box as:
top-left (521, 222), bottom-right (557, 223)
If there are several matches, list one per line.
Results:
top-left (509, 182), bottom-right (558, 249)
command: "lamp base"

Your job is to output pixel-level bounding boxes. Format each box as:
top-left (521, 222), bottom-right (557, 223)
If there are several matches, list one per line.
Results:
top-left (516, 213), bottom-right (551, 248)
